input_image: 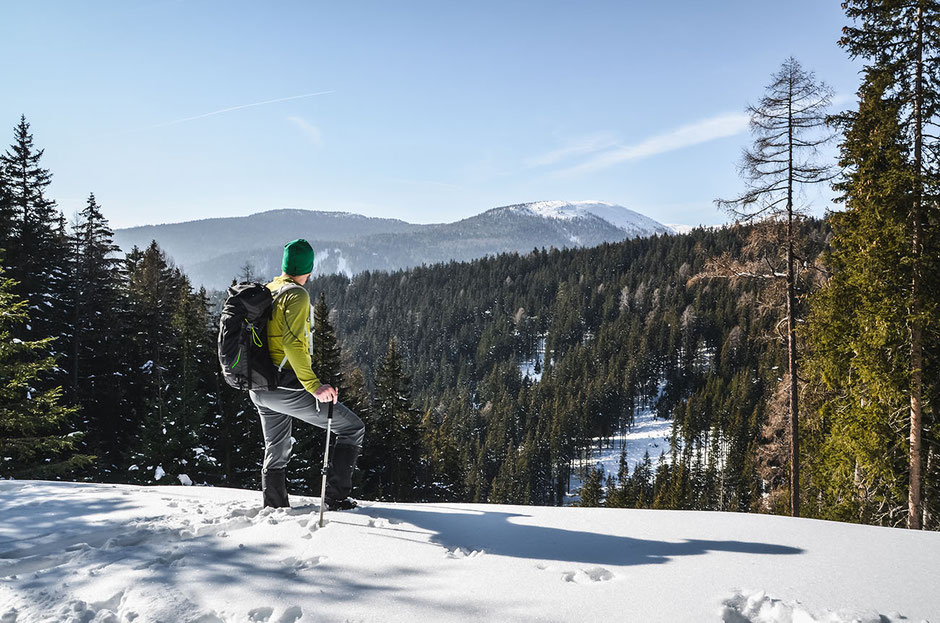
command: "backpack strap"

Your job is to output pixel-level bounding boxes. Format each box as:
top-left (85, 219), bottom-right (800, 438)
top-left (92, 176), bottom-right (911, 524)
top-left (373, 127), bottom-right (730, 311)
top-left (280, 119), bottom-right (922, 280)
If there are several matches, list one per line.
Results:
top-left (273, 282), bottom-right (305, 302)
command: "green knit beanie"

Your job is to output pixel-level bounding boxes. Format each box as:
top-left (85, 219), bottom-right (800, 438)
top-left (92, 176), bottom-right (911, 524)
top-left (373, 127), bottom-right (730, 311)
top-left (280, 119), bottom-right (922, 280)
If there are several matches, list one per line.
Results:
top-left (282, 239), bottom-right (314, 276)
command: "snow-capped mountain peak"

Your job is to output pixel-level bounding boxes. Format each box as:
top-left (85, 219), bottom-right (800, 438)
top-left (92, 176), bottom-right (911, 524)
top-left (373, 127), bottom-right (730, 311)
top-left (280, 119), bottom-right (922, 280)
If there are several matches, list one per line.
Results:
top-left (507, 200), bottom-right (671, 236)
top-left (666, 223), bottom-right (695, 234)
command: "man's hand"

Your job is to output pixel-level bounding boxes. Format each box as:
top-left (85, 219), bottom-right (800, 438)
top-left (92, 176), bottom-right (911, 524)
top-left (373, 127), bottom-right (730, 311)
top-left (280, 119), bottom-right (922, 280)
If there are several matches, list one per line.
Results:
top-left (313, 384), bottom-right (338, 404)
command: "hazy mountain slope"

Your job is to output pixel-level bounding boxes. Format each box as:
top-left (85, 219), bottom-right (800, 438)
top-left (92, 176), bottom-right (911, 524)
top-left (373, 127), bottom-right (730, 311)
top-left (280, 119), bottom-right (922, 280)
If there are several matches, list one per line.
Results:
top-left (113, 209), bottom-right (419, 268)
top-left (114, 202), bottom-right (673, 289)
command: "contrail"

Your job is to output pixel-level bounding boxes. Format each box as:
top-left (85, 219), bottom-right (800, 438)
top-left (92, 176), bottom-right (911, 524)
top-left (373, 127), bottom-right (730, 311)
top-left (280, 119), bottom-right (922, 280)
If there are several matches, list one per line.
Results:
top-left (149, 90), bottom-right (335, 128)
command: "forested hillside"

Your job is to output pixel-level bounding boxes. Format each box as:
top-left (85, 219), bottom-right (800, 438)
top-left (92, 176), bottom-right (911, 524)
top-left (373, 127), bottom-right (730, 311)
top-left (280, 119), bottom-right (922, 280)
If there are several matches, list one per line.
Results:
top-left (304, 222), bottom-right (827, 511)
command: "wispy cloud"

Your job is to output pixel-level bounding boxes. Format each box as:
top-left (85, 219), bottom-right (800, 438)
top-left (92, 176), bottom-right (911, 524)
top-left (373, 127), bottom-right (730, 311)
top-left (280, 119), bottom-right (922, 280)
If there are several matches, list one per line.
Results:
top-left (523, 133), bottom-right (619, 168)
top-left (556, 112), bottom-right (750, 177)
top-left (830, 92), bottom-right (854, 107)
top-left (287, 116), bottom-right (323, 146)
top-left (149, 90), bottom-right (334, 129)
top-left (385, 177), bottom-right (462, 190)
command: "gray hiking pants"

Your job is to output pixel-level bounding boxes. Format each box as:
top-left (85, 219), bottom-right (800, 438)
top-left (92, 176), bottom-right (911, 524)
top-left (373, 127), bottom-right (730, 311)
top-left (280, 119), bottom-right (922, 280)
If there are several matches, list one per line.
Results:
top-left (249, 388), bottom-right (366, 471)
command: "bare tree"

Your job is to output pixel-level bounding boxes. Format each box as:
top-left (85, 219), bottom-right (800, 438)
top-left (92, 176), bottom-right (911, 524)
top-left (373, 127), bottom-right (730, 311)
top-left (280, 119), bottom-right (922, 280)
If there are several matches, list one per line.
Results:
top-left (238, 261), bottom-right (256, 284)
top-left (714, 57), bottom-right (834, 518)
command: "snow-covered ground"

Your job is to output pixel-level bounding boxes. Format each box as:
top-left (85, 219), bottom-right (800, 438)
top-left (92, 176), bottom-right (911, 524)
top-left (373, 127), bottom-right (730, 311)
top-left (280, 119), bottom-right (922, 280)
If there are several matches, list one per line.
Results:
top-left (585, 406), bottom-right (672, 475)
top-left (519, 338), bottom-right (547, 383)
top-left (2, 481), bottom-right (937, 623)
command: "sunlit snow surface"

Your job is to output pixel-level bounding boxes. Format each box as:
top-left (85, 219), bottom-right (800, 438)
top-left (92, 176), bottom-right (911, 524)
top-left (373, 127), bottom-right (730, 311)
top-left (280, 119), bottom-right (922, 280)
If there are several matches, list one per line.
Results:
top-left (2, 481), bottom-right (938, 622)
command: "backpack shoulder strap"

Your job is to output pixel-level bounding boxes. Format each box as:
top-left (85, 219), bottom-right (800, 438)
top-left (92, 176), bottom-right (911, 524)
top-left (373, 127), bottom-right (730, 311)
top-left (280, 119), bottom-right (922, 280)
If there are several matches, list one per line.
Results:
top-left (273, 282), bottom-right (307, 303)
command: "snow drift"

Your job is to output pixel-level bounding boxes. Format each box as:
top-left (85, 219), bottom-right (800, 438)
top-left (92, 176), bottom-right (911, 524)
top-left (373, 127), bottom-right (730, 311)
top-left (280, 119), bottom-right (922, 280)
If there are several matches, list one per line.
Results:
top-left (1, 481), bottom-right (937, 622)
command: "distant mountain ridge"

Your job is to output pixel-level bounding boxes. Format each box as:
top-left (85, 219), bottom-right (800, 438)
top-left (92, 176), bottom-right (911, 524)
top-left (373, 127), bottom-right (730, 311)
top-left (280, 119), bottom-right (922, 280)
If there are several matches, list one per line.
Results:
top-left (113, 201), bottom-right (675, 290)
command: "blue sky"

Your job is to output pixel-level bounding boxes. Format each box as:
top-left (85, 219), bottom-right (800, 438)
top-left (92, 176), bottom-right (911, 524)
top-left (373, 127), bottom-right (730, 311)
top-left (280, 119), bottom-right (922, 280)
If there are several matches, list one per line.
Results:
top-left (1, 1), bottom-right (862, 229)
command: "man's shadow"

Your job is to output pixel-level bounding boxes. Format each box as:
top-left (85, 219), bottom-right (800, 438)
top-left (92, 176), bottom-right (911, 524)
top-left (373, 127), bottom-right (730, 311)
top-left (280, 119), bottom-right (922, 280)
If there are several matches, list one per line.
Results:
top-left (356, 505), bottom-right (803, 567)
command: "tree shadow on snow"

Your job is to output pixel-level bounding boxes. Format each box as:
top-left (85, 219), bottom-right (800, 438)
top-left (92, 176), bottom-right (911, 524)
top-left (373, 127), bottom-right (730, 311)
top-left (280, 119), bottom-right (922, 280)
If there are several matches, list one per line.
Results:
top-left (356, 505), bottom-right (804, 567)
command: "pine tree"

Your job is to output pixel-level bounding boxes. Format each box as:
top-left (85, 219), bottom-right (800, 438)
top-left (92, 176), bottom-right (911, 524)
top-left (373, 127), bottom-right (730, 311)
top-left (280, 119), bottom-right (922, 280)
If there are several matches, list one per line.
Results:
top-left (578, 465), bottom-right (604, 507)
top-left (0, 168), bottom-right (12, 256)
top-left (362, 339), bottom-right (421, 501)
top-left (839, 0), bottom-right (940, 531)
top-left (0, 267), bottom-right (91, 477)
top-left (165, 283), bottom-right (217, 483)
top-left (0, 116), bottom-right (70, 344)
top-left (207, 374), bottom-right (263, 489)
top-left (124, 242), bottom-right (187, 483)
top-left (805, 67), bottom-right (936, 528)
top-left (712, 58), bottom-right (835, 517)
top-left (67, 193), bottom-right (126, 477)
top-left (632, 450), bottom-right (655, 507)
top-left (311, 292), bottom-right (343, 388)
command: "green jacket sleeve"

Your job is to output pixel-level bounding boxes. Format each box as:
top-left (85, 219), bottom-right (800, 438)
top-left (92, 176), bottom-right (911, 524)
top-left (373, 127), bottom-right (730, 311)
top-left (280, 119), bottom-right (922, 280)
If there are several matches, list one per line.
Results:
top-left (280, 289), bottom-right (322, 395)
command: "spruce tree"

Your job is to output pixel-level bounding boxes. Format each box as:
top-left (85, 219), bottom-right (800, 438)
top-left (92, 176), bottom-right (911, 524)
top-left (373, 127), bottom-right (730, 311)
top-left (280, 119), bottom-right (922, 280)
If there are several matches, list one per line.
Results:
top-left (67, 194), bottom-right (126, 477)
top-left (124, 242), bottom-right (187, 483)
top-left (578, 466), bottom-right (604, 507)
top-left (0, 267), bottom-right (91, 478)
top-left (0, 168), bottom-right (12, 256)
top-left (0, 116), bottom-right (70, 344)
top-left (363, 339), bottom-right (421, 501)
top-left (805, 67), bottom-right (936, 528)
top-left (165, 283), bottom-right (217, 484)
top-left (839, 0), bottom-right (940, 530)
top-left (311, 292), bottom-right (343, 388)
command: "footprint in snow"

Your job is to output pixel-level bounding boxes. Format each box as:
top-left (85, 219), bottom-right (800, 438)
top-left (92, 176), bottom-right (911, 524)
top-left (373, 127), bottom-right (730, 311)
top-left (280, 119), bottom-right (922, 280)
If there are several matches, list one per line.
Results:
top-left (282, 556), bottom-right (325, 573)
top-left (229, 507), bottom-right (261, 519)
top-left (104, 532), bottom-right (150, 549)
top-left (560, 567), bottom-right (614, 583)
top-left (134, 549), bottom-right (185, 570)
top-left (248, 606), bottom-right (274, 622)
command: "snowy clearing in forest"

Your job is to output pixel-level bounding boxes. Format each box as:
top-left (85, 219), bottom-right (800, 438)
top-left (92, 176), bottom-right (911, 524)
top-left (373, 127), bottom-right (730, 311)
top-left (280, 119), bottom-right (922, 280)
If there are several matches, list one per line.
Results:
top-left (567, 403), bottom-right (673, 502)
top-left (1, 481), bottom-right (938, 622)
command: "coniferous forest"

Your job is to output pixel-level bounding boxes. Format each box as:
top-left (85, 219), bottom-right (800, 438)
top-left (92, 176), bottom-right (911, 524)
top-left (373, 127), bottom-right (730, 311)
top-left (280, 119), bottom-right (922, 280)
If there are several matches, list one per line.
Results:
top-left (1, 2), bottom-right (938, 531)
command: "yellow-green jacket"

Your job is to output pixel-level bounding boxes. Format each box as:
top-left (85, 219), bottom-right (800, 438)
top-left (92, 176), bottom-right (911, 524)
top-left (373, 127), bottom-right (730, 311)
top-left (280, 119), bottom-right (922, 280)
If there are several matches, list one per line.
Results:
top-left (266, 275), bottom-right (321, 394)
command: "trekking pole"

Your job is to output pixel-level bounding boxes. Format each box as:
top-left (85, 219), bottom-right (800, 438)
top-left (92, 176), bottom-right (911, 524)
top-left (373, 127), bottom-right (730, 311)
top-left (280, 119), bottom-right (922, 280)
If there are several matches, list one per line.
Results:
top-left (318, 400), bottom-right (334, 528)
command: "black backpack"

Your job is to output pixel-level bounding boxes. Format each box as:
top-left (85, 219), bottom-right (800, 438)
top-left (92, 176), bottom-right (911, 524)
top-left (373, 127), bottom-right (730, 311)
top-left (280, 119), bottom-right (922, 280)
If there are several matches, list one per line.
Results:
top-left (217, 282), bottom-right (301, 391)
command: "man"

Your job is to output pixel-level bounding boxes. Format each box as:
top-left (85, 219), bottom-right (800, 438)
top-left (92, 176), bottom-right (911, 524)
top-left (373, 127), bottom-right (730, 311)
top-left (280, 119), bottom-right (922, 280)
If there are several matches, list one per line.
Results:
top-left (250, 238), bottom-right (365, 510)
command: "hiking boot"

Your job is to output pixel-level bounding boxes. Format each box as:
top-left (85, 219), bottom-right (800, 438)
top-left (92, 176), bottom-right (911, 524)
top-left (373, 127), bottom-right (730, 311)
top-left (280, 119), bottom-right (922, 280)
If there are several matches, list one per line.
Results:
top-left (261, 468), bottom-right (290, 508)
top-left (325, 496), bottom-right (359, 511)
top-left (326, 444), bottom-right (361, 501)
